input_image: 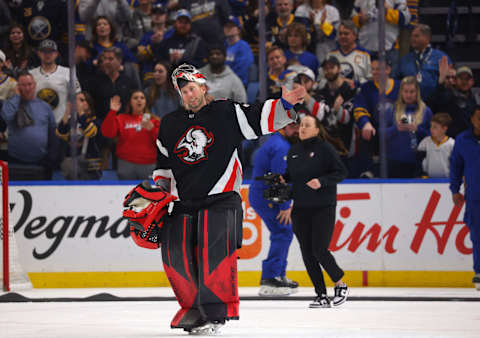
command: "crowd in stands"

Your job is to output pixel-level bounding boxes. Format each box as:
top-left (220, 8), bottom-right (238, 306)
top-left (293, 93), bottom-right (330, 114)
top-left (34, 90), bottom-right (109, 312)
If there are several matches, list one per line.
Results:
top-left (0, 0), bottom-right (478, 181)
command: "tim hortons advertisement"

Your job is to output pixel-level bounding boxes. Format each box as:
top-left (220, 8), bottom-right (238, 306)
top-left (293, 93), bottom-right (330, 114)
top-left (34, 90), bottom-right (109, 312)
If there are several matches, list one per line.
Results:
top-left (7, 182), bottom-right (471, 273)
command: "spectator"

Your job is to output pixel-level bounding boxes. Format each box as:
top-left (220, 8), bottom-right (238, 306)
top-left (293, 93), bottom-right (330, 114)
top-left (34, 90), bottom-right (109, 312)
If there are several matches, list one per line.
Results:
top-left (295, 0), bottom-right (340, 63)
top-left (91, 16), bottom-right (137, 65)
top-left (385, 76), bottom-right (432, 178)
top-left (396, 24), bottom-right (451, 100)
top-left (137, 4), bottom-right (168, 84)
top-left (0, 49), bottom-right (16, 161)
top-left (8, 0), bottom-right (68, 48)
top-left (74, 40), bottom-right (97, 93)
top-left (124, 0), bottom-right (159, 49)
top-left (153, 9), bottom-right (208, 68)
top-left (417, 112), bottom-right (454, 178)
top-left (200, 45), bottom-right (247, 102)
top-left (0, 0), bottom-right (12, 43)
top-left (30, 40), bottom-right (82, 123)
top-left (0, 72), bottom-right (58, 180)
top-left (449, 106), bottom-right (480, 290)
top-left (145, 61), bottom-right (180, 118)
top-left (0, 49), bottom-right (17, 102)
top-left (429, 62), bottom-right (480, 138)
top-left (284, 22), bottom-right (319, 76)
top-left (266, 0), bottom-right (309, 49)
top-left (101, 91), bottom-right (160, 180)
top-left (56, 92), bottom-right (103, 180)
top-left (78, 0), bottom-right (133, 44)
top-left (224, 16), bottom-right (254, 87)
top-left (266, 45), bottom-right (297, 99)
top-left (249, 122), bottom-right (300, 296)
top-left (327, 20), bottom-right (371, 87)
top-left (353, 56), bottom-right (401, 177)
top-left (178, 0), bottom-right (233, 44)
top-left (305, 56), bottom-right (357, 173)
top-left (3, 24), bottom-right (36, 78)
top-left (89, 48), bottom-right (140, 121)
top-left (352, 0), bottom-right (410, 70)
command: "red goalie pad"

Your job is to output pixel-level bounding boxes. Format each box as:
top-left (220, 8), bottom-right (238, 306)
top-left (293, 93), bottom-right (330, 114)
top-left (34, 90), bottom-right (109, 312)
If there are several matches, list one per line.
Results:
top-left (123, 181), bottom-right (177, 249)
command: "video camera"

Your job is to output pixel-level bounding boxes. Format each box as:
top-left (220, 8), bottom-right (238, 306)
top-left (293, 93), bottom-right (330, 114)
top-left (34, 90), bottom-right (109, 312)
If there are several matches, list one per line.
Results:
top-left (255, 172), bottom-right (292, 203)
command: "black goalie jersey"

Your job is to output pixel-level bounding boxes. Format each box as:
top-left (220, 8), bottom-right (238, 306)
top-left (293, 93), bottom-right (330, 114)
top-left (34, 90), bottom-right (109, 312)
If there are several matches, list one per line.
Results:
top-left (154, 99), bottom-right (296, 200)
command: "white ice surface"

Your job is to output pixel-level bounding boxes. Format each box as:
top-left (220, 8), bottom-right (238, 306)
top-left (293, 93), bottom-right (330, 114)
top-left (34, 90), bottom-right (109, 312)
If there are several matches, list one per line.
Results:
top-left (1, 287), bottom-right (479, 338)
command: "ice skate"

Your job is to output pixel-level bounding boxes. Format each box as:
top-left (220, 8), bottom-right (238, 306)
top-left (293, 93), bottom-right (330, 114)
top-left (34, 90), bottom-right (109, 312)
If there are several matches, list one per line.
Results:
top-left (259, 277), bottom-right (294, 296)
top-left (282, 276), bottom-right (299, 293)
top-left (473, 274), bottom-right (480, 290)
top-left (188, 321), bottom-right (224, 335)
top-left (332, 283), bottom-right (349, 307)
top-left (309, 294), bottom-right (331, 308)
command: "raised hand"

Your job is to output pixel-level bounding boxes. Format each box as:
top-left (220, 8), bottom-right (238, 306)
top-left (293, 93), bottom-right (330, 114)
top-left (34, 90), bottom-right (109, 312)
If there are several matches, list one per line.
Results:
top-left (438, 55), bottom-right (450, 84)
top-left (281, 85), bottom-right (306, 106)
top-left (110, 95), bottom-right (122, 112)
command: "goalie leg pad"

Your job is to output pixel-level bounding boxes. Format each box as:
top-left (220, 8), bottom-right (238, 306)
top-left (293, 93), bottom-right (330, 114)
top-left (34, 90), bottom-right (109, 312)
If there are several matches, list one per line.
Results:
top-left (196, 207), bottom-right (240, 322)
top-left (161, 213), bottom-right (201, 329)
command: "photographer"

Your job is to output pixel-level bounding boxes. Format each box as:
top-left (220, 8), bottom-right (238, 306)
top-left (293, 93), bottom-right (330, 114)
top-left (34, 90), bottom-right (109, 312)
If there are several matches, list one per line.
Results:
top-left (249, 122), bottom-right (300, 296)
top-left (282, 114), bottom-right (348, 308)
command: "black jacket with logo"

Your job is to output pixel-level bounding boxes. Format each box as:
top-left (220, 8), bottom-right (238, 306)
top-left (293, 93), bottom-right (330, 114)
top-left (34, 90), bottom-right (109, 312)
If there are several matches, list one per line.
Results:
top-left (285, 136), bottom-right (347, 208)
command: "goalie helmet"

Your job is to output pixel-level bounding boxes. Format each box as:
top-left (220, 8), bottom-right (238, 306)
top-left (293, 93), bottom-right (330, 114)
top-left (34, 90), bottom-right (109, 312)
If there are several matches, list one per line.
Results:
top-left (123, 181), bottom-right (176, 249)
top-left (171, 63), bottom-right (207, 98)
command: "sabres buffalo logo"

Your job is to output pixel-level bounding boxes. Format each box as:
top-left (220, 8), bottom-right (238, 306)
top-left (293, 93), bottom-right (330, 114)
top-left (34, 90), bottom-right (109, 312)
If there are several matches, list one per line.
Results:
top-left (37, 88), bottom-right (59, 109)
top-left (174, 126), bottom-right (214, 164)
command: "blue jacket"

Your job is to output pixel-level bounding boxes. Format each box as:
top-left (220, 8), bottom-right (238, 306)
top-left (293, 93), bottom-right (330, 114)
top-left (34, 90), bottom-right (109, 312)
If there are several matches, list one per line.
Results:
top-left (226, 39), bottom-right (254, 87)
top-left (396, 47), bottom-right (450, 100)
top-left (385, 104), bottom-right (432, 163)
top-left (449, 128), bottom-right (480, 203)
top-left (250, 132), bottom-right (292, 210)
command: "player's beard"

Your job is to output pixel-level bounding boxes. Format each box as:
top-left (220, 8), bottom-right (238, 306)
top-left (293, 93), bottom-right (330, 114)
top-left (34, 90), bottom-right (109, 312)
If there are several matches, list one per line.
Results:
top-left (185, 95), bottom-right (206, 112)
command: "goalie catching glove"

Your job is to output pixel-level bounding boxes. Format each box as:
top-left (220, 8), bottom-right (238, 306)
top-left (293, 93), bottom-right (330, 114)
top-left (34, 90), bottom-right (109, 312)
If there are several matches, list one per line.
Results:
top-left (123, 181), bottom-right (176, 249)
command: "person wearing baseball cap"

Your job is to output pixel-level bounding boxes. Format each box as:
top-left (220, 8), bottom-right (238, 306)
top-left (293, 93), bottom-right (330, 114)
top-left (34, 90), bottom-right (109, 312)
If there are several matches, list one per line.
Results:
top-left (223, 16), bottom-right (254, 87)
top-left (152, 8), bottom-right (208, 68)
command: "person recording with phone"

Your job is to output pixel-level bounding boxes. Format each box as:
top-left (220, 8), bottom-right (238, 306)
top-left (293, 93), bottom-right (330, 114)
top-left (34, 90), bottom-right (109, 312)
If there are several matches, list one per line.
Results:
top-left (281, 114), bottom-right (348, 308)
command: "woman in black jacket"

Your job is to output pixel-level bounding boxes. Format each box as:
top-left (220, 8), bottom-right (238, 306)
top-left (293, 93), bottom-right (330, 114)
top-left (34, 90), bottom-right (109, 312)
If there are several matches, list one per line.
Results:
top-left (283, 114), bottom-right (348, 308)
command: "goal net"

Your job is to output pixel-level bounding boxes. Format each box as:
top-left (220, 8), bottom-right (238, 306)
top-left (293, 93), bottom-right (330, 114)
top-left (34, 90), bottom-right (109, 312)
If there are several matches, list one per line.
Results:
top-left (0, 161), bottom-right (32, 291)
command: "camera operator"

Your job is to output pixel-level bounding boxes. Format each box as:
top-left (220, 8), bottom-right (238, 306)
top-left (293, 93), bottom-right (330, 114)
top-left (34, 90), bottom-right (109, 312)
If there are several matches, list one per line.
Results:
top-left (249, 122), bottom-right (300, 296)
top-left (281, 114), bottom-right (348, 308)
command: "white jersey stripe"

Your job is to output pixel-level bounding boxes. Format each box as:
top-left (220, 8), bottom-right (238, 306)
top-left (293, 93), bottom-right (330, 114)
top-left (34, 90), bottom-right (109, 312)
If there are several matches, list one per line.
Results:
top-left (260, 99), bottom-right (274, 135)
top-left (156, 139), bottom-right (169, 158)
top-left (208, 149), bottom-right (243, 196)
top-left (234, 103), bottom-right (258, 140)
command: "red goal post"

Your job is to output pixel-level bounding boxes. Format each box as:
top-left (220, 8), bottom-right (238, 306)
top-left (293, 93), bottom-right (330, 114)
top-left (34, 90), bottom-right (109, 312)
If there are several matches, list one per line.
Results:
top-left (1, 160), bottom-right (32, 291)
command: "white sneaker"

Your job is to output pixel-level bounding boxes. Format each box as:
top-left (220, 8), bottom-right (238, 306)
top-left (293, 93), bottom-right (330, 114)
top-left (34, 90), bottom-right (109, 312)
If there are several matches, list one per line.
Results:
top-left (332, 283), bottom-right (349, 307)
top-left (309, 294), bottom-right (331, 308)
top-left (189, 322), bottom-right (223, 335)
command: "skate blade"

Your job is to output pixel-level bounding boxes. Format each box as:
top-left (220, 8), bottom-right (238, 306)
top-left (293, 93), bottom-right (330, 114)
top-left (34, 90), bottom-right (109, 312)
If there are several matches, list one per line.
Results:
top-left (258, 285), bottom-right (293, 297)
top-left (189, 323), bottom-right (222, 336)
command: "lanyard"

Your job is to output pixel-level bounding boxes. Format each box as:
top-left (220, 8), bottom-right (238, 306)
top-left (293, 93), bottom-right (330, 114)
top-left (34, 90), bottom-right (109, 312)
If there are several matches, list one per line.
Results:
top-left (415, 46), bottom-right (433, 73)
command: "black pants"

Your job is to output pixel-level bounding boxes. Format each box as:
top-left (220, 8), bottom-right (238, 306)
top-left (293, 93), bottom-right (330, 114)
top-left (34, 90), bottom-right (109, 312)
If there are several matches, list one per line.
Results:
top-left (292, 205), bottom-right (344, 296)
